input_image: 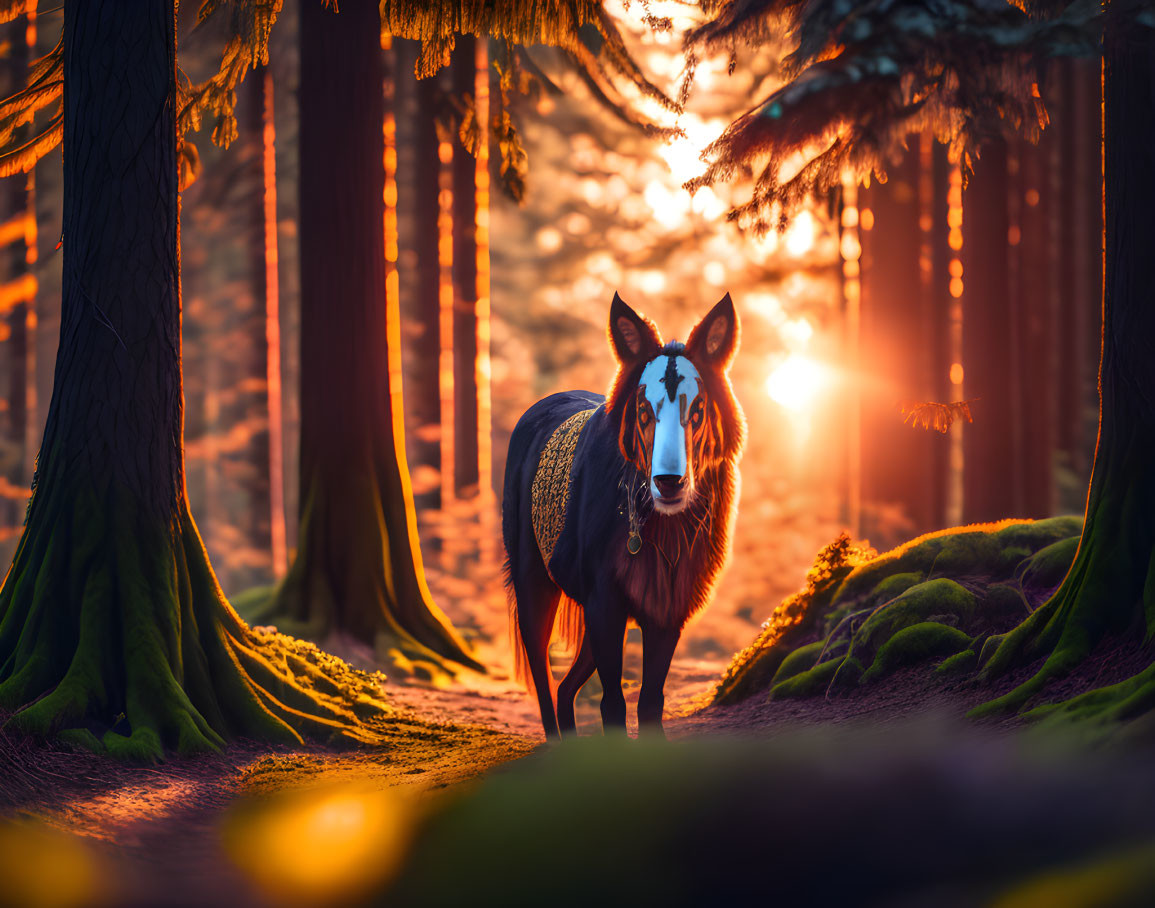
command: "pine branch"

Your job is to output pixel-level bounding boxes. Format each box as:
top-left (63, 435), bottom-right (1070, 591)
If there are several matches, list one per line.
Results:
top-left (0, 110), bottom-right (61, 178)
top-left (382, 0), bottom-right (681, 128)
top-left (0, 0), bottom-right (30, 25)
top-left (899, 398), bottom-right (979, 434)
top-left (687, 0), bottom-right (1104, 227)
top-left (177, 0), bottom-right (283, 179)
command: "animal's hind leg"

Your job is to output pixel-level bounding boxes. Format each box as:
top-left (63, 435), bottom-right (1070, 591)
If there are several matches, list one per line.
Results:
top-left (557, 633), bottom-right (595, 738)
top-left (514, 567), bottom-right (563, 740)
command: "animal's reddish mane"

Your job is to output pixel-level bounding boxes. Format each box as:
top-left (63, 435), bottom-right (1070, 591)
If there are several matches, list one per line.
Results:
top-left (606, 329), bottom-right (746, 629)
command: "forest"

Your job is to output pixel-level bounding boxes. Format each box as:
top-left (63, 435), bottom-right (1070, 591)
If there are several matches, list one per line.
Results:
top-left (1, 1), bottom-right (1155, 905)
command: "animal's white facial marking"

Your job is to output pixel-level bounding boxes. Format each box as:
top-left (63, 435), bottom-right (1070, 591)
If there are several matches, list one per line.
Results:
top-left (639, 354), bottom-right (701, 513)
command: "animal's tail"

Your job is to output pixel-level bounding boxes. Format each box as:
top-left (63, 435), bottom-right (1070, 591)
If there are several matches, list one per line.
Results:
top-left (508, 592), bottom-right (585, 693)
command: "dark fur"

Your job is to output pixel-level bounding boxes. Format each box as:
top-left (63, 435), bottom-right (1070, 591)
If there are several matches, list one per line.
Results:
top-left (503, 294), bottom-right (744, 738)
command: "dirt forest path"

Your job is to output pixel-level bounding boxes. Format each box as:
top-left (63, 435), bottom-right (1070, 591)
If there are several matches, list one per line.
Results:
top-left (0, 648), bottom-right (722, 906)
top-left (0, 641), bottom-right (1046, 908)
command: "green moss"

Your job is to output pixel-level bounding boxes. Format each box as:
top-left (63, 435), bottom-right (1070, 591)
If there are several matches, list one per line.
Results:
top-left (853, 579), bottom-right (976, 656)
top-left (769, 656), bottom-right (844, 701)
top-left (935, 648), bottom-right (977, 676)
top-left (930, 533), bottom-right (1005, 578)
top-left (1019, 536), bottom-right (1079, 592)
top-left (992, 515), bottom-right (1082, 551)
top-left (55, 728), bottom-right (105, 753)
top-left (861, 623), bottom-right (971, 683)
top-left (983, 583), bottom-right (1028, 620)
top-left (0, 483), bottom-right (397, 759)
top-left (829, 656), bottom-right (865, 691)
top-left (714, 533), bottom-right (877, 705)
top-left (714, 644), bottom-right (794, 706)
top-left (719, 517), bottom-right (1085, 705)
top-left (770, 640), bottom-right (827, 687)
top-left (830, 517), bottom-right (1082, 608)
top-left (871, 572), bottom-right (924, 604)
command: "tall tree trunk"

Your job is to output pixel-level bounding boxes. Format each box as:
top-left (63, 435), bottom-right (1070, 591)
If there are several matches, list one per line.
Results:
top-left (1011, 136), bottom-right (1056, 517)
top-left (1055, 59), bottom-right (1102, 511)
top-left (242, 64), bottom-right (285, 579)
top-left (962, 140), bottom-right (1016, 523)
top-left (451, 37), bottom-right (479, 500)
top-left (253, 1), bottom-right (480, 674)
top-left (858, 150), bottom-right (940, 543)
top-left (403, 47), bottom-right (445, 513)
top-left (0, 0), bottom-right (388, 759)
top-left (258, 65), bottom-right (287, 579)
top-left (976, 17), bottom-right (1155, 720)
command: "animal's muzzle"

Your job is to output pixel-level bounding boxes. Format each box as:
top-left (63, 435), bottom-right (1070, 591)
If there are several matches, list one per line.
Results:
top-left (653, 474), bottom-right (686, 499)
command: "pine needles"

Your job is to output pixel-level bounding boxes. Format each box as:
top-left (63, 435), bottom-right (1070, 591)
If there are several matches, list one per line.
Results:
top-left (0, 37), bottom-right (61, 178)
top-left (685, 0), bottom-right (1104, 232)
top-left (898, 398), bottom-right (978, 434)
top-left (382, 0), bottom-right (683, 201)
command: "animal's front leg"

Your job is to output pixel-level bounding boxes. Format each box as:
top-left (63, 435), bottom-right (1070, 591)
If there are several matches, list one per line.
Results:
top-left (586, 598), bottom-right (628, 734)
top-left (638, 622), bottom-right (681, 737)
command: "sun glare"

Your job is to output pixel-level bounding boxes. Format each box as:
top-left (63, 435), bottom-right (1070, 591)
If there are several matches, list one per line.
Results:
top-left (225, 784), bottom-right (413, 906)
top-left (784, 210), bottom-right (817, 257)
top-left (766, 354), bottom-right (827, 411)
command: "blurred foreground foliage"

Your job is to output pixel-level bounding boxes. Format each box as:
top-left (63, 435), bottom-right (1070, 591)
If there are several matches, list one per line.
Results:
top-left (370, 730), bottom-right (1155, 906)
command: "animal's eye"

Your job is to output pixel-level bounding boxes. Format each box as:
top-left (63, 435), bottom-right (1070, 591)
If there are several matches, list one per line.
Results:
top-left (690, 399), bottom-right (705, 427)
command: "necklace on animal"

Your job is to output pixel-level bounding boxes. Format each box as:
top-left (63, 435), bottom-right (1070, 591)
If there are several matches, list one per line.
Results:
top-left (627, 476), bottom-right (642, 555)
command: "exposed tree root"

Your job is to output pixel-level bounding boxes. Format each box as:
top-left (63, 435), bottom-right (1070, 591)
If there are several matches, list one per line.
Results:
top-left (972, 471), bottom-right (1155, 720)
top-left (0, 482), bottom-right (392, 761)
top-left (242, 463), bottom-right (484, 682)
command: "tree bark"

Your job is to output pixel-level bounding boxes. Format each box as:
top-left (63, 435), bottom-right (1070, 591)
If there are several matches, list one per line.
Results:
top-left (962, 140), bottom-right (1016, 523)
top-left (451, 37), bottom-right (480, 499)
top-left (251, 0), bottom-right (480, 674)
top-left (0, 0), bottom-right (389, 759)
top-left (1011, 135), bottom-right (1056, 517)
top-left (975, 16), bottom-right (1155, 719)
top-left (402, 44), bottom-right (445, 513)
top-left (859, 151), bottom-right (941, 541)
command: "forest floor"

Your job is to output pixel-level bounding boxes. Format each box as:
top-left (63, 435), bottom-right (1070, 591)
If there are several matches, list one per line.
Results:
top-left (6, 628), bottom-right (1155, 908)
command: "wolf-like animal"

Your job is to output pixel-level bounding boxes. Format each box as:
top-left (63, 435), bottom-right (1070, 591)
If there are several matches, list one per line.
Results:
top-left (503, 293), bottom-right (745, 738)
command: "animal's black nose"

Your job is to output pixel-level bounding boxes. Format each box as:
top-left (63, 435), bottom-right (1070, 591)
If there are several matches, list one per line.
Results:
top-left (653, 474), bottom-right (685, 498)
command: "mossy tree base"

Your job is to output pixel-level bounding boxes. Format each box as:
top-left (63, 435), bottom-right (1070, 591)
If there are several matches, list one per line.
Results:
top-left (716, 517), bottom-right (1083, 706)
top-left (0, 484), bottom-right (391, 761)
top-left (971, 480), bottom-right (1153, 719)
top-left (258, 0), bottom-right (483, 684)
top-left (241, 462), bottom-right (484, 682)
top-left (969, 19), bottom-right (1155, 727)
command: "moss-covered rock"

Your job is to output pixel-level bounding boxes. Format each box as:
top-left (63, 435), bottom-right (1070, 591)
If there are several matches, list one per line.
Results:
top-left (717, 517), bottom-right (1084, 705)
top-left (871, 572), bottom-right (925, 604)
top-left (861, 623), bottom-right (971, 684)
top-left (770, 640), bottom-right (827, 688)
top-left (830, 517), bottom-right (1082, 608)
top-left (852, 579), bottom-right (976, 658)
top-left (936, 649), bottom-right (977, 676)
top-left (829, 655), bottom-right (865, 691)
top-left (1019, 535), bottom-right (1080, 593)
top-left (983, 582), bottom-right (1028, 621)
top-left (714, 534), bottom-right (876, 705)
top-left (769, 657), bottom-right (844, 701)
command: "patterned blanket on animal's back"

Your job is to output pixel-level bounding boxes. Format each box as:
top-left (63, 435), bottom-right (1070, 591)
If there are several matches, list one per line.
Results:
top-left (531, 408), bottom-right (597, 569)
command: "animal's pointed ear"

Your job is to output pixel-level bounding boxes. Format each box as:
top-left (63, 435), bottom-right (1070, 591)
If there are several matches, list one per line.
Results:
top-left (686, 293), bottom-right (739, 370)
top-left (609, 292), bottom-right (662, 366)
